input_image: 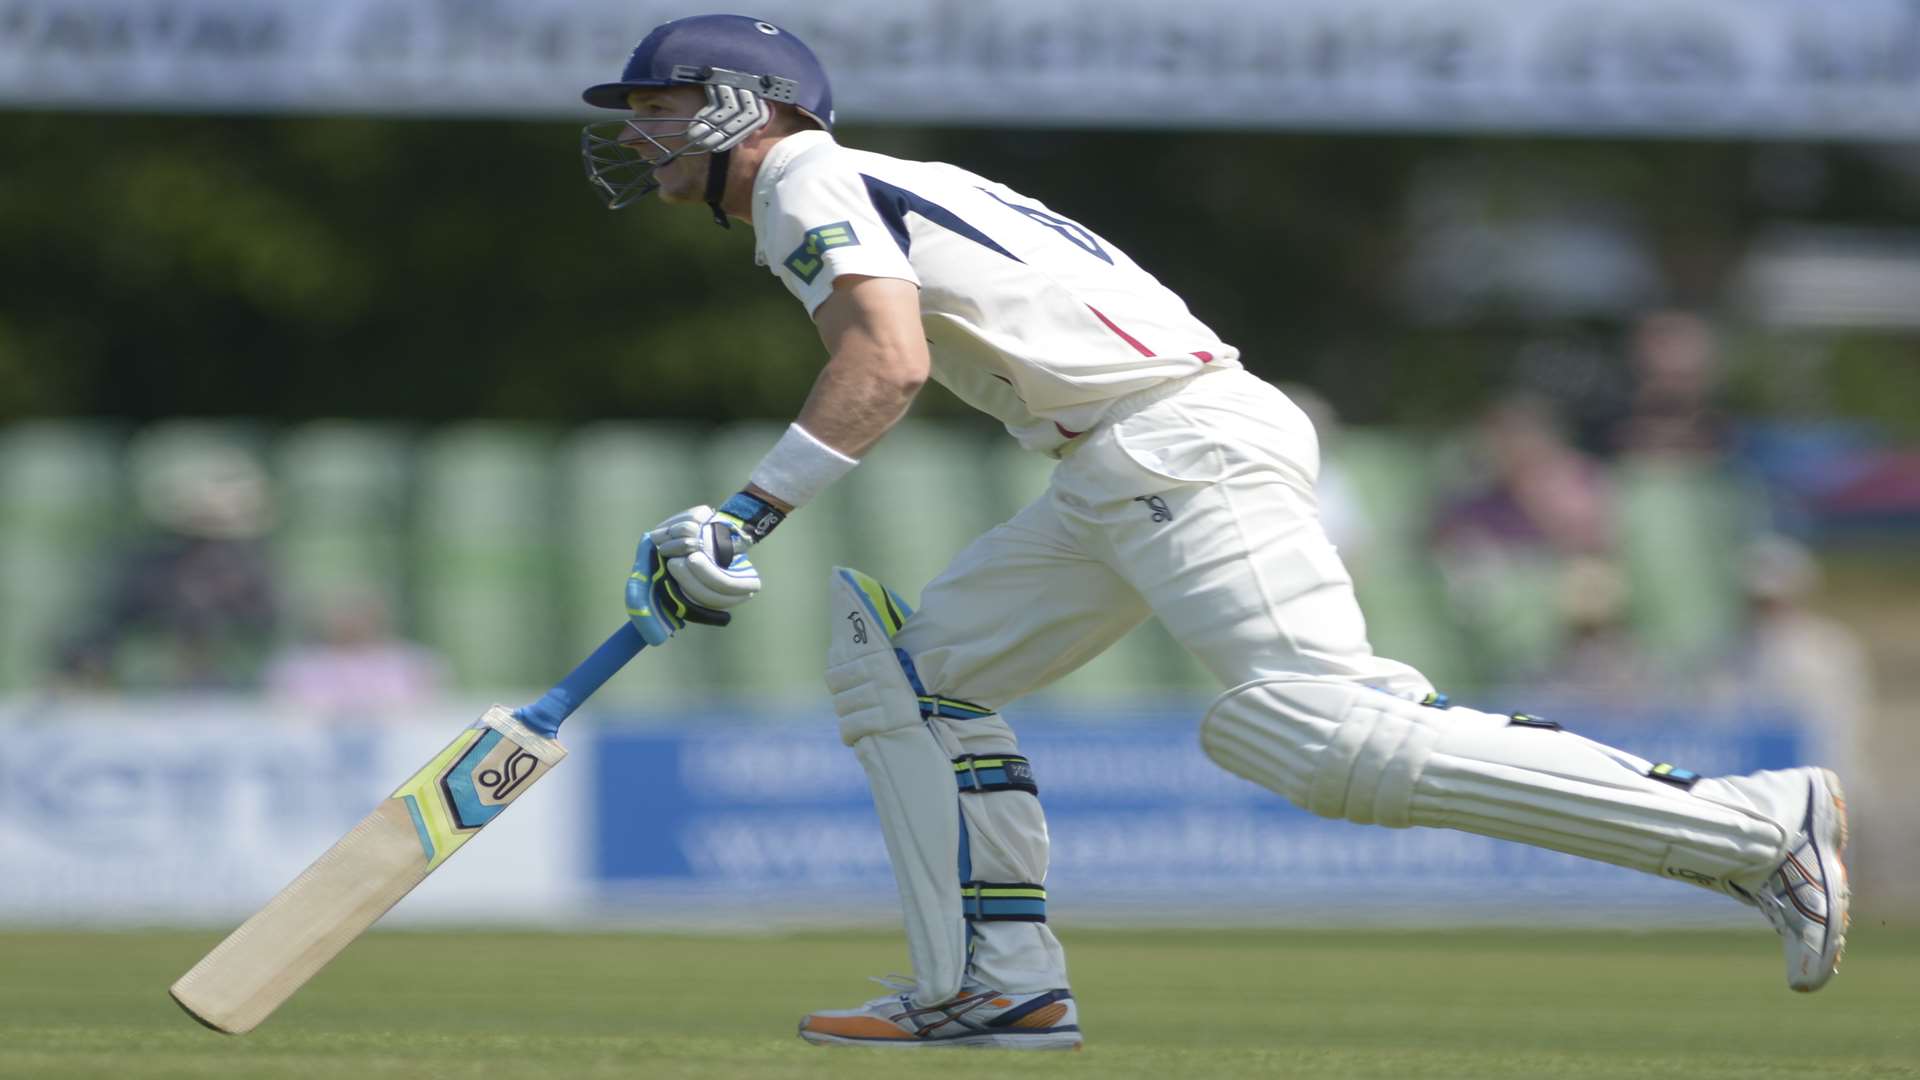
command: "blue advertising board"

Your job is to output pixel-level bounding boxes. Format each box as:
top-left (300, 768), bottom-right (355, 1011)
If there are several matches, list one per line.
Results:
top-left (589, 701), bottom-right (1803, 926)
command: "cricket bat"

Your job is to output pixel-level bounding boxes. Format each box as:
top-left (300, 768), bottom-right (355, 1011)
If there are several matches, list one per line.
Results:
top-left (169, 623), bottom-right (646, 1034)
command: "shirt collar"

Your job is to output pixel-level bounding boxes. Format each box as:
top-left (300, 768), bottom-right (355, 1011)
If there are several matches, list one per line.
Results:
top-left (751, 129), bottom-right (837, 259)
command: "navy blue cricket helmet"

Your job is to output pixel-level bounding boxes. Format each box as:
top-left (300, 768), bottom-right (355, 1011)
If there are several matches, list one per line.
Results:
top-left (583, 14), bottom-right (833, 128)
top-left (579, 15), bottom-right (834, 220)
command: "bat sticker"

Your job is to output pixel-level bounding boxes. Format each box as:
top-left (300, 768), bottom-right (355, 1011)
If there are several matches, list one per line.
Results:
top-left (481, 750), bottom-right (539, 801)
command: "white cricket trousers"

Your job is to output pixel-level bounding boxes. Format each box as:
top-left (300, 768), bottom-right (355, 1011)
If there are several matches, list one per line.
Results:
top-left (890, 368), bottom-right (1430, 992)
top-left (898, 366), bottom-right (1429, 709)
top-left (880, 367), bottom-right (1797, 997)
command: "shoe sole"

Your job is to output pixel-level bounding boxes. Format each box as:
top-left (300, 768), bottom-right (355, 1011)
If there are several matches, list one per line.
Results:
top-left (798, 1026), bottom-right (1083, 1051)
top-left (1793, 768), bottom-right (1851, 993)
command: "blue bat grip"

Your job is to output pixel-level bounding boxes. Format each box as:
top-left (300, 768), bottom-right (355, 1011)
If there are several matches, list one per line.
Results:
top-left (514, 623), bottom-right (646, 737)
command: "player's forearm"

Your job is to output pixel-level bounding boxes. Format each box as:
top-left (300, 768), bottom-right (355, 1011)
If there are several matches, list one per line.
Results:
top-left (738, 338), bottom-right (923, 518)
top-left (735, 276), bottom-right (928, 518)
top-left (795, 340), bottom-right (927, 459)
top-left (802, 274), bottom-right (930, 460)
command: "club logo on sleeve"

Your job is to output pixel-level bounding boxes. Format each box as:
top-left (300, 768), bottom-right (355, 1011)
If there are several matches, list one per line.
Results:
top-left (783, 221), bottom-right (859, 283)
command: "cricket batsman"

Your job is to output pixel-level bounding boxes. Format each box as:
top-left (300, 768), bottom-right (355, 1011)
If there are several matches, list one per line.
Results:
top-left (585, 15), bottom-right (1850, 1050)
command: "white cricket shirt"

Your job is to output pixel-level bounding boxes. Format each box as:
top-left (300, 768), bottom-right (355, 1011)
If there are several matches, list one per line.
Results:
top-left (750, 131), bottom-right (1241, 453)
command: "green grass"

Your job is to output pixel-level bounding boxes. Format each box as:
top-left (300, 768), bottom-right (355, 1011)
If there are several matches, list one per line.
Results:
top-left (1, 927), bottom-right (1916, 1079)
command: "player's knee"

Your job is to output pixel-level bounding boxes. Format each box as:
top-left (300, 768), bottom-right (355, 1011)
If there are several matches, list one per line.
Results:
top-left (1201, 677), bottom-right (1476, 827)
top-left (826, 648), bottom-right (923, 746)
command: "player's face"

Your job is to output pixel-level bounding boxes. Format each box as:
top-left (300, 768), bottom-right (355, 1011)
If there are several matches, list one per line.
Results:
top-left (624, 87), bottom-right (712, 205)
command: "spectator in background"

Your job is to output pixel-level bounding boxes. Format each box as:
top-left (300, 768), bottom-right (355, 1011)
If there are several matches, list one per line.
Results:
top-left (55, 443), bottom-right (279, 690)
top-left (1714, 536), bottom-right (1873, 818)
top-left (1435, 393), bottom-right (1614, 556)
top-left (1540, 555), bottom-right (1657, 701)
top-left (1431, 393), bottom-right (1616, 682)
top-left (1615, 309), bottom-right (1733, 459)
top-left (266, 588), bottom-right (447, 719)
top-left (1611, 308), bottom-right (1770, 674)
top-left (1508, 334), bottom-right (1633, 460)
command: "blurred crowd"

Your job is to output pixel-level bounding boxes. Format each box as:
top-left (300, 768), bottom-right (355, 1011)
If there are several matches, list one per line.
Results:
top-left (47, 442), bottom-right (445, 718)
top-left (10, 309), bottom-right (1879, 793)
top-left (1318, 309), bottom-right (1874, 800)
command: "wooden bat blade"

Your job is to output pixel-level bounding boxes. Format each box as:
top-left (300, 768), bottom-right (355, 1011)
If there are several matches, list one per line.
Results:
top-left (168, 706), bottom-right (565, 1034)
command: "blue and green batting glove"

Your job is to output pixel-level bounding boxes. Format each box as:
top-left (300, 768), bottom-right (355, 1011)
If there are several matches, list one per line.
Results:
top-left (626, 534), bottom-right (731, 646)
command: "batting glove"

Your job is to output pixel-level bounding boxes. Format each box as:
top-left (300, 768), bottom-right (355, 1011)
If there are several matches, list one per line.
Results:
top-left (626, 533), bottom-right (731, 646)
top-left (648, 501), bottom-right (763, 612)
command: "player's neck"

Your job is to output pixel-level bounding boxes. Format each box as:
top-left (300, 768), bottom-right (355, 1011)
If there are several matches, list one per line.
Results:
top-left (717, 131), bottom-right (789, 224)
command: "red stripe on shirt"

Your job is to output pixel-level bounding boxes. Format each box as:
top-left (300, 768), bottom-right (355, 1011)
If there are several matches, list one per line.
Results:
top-left (1086, 304), bottom-right (1155, 357)
top-left (1193, 350), bottom-right (1214, 363)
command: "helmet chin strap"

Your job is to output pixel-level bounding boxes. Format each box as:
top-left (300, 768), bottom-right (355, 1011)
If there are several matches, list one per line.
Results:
top-left (705, 148), bottom-right (732, 228)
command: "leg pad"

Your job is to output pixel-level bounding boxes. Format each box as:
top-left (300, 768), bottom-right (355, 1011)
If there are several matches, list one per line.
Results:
top-left (1200, 677), bottom-right (1791, 892)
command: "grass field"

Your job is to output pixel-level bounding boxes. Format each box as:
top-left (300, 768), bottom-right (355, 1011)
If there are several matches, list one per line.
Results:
top-left (1, 927), bottom-right (1915, 1079)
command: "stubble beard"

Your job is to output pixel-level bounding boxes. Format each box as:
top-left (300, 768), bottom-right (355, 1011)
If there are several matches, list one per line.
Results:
top-left (655, 154), bottom-right (711, 206)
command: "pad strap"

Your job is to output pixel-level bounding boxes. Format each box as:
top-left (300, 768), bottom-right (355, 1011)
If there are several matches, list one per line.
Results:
top-left (920, 694), bottom-right (995, 721)
top-left (962, 881), bottom-right (1047, 922)
top-left (953, 754), bottom-right (1038, 795)
top-left (891, 647), bottom-right (995, 721)
top-left (1648, 763), bottom-right (1702, 789)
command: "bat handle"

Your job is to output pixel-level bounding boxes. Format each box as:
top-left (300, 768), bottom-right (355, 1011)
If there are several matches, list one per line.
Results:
top-left (514, 623), bottom-right (646, 737)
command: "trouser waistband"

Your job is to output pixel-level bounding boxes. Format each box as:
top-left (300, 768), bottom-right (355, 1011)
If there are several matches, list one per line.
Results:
top-left (1055, 365), bottom-right (1247, 457)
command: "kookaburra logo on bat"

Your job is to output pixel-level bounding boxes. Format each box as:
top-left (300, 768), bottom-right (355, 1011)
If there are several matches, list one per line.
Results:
top-left (479, 750), bottom-right (539, 801)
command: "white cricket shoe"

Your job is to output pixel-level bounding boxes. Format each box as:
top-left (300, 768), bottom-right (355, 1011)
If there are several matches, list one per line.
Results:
top-left (1724, 767), bottom-right (1851, 992)
top-left (798, 976), bottom-right (1082, 1049)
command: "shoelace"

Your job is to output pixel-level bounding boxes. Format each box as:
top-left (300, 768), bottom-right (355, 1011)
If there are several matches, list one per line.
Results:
top-left (863, 973), bottom-right (922, 1016)
top-left (867, 973), bottom-right (1001, 1000)
top-left (1772, 854), bottom-right (1828, 925)
top-left (862, 972), bottom-right (1009, 1036)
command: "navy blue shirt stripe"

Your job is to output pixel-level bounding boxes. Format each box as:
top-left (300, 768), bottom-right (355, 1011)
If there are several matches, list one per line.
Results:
top-left (861, 174), bottom-right (1023, 264)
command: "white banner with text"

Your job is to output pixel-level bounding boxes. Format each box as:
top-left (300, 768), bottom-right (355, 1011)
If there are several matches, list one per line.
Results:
top-left (0, 709), bottom-right (585, 925)
top-left (1, 0), bottom-right (1917, 137)
top-left (0, 699), bottom-right (1805, 928)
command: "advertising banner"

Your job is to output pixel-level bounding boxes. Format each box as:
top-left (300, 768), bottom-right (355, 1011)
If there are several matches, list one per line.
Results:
top-left (1, 0), bottom-right (1916, 138)
top-left (0, 699), bottom-right (1803, 928)
top-left (0, 705), bottom-right (586, 925)
top-left (590, 702), bottom-right (1803, 926)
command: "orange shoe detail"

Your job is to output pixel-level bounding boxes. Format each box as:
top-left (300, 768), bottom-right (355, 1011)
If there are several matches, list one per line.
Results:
top-left (1009, 1002), bottom-right (1069, 1029)
top-left (801, 1015), bottom-right (917, 1040)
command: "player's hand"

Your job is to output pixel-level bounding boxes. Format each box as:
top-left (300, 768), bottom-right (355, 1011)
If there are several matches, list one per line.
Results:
top-left (649, 504), bottom-right (762, 611)
top-left (626, 533), bottom-right (731, 646)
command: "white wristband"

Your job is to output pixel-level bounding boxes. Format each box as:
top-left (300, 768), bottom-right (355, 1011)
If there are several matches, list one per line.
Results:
top-left (747, 423), bottom-right (860, 510)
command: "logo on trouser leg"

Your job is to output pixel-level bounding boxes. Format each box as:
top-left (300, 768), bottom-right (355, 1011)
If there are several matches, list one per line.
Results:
top-left (1133, 495), bottom-right (1173, 522)
top-left (1667, 866), bottom-right (1720, 888)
